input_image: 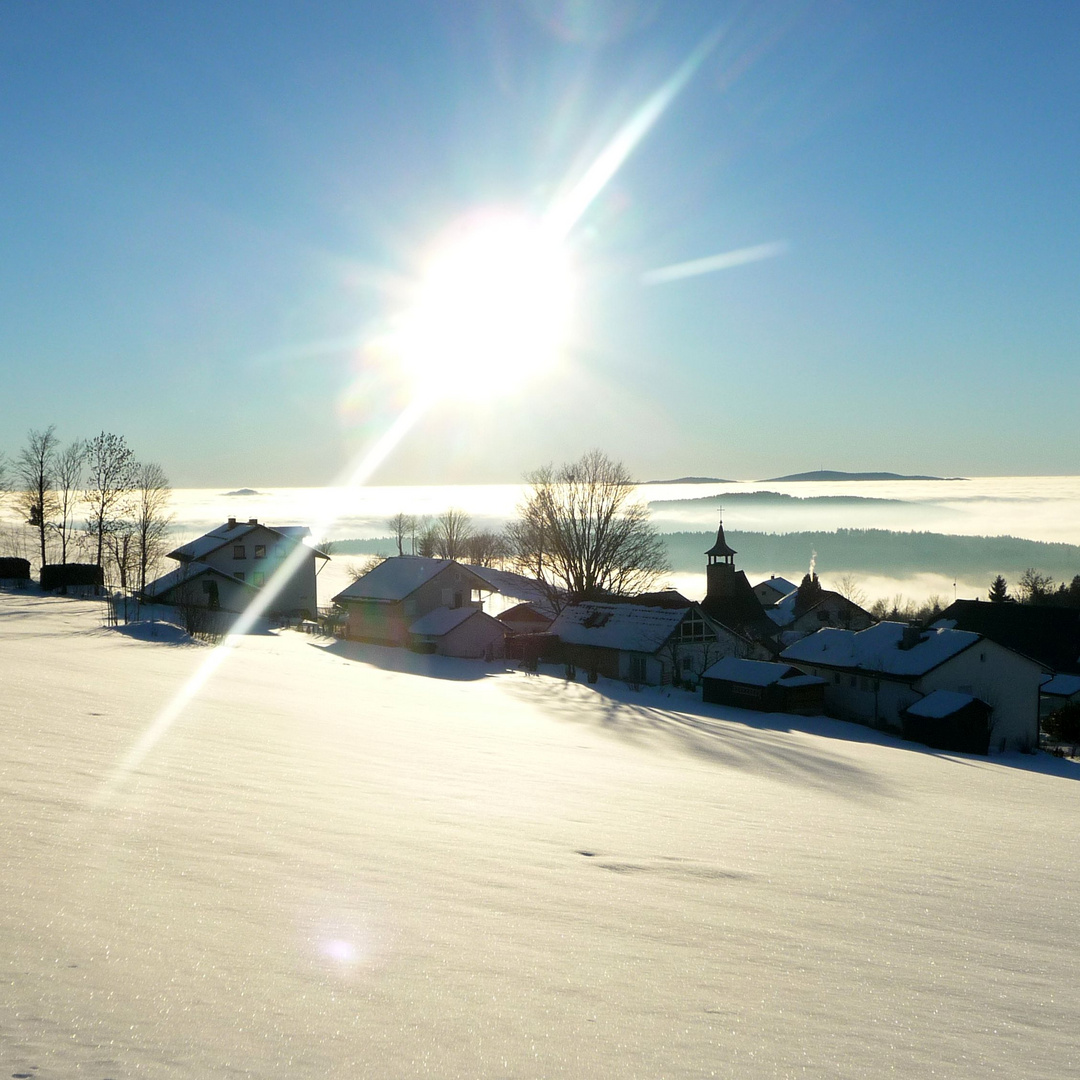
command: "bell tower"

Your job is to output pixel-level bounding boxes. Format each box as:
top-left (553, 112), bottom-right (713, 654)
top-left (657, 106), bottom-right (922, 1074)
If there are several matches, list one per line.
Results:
top-left (705, 516), bottom-right (737, 600)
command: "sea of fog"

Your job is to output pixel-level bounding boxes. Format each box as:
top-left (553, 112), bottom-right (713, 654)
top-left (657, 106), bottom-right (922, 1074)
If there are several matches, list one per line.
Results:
top-left (161, 475), bottom-right (1080, 609)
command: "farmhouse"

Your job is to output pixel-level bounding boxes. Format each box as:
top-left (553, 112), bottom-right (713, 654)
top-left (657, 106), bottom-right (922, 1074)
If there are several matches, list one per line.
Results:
top-left (143, 518), bottom-right (328, 618)
top-left (333, 556), bottom-right (497, 648)
top-left (548, 600), bottom-right (762, 687)
top-left (781, 621), bottom-right (1048, 753)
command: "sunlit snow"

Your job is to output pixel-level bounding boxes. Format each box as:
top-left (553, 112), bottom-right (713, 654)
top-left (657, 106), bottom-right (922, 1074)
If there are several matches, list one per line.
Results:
top-left (2, 590), bottom-right (1078, 1078)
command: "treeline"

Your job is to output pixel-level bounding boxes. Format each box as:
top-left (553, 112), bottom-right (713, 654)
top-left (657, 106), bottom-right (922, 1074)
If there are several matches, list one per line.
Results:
top-left (660, 529), bottom-right (1080, 579)
top-left (0, 426), bottom-right (172, 591)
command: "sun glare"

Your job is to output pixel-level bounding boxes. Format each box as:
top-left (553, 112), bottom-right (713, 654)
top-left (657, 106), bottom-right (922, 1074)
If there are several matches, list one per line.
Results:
top-left (393, 211), bottom-right (574, 400)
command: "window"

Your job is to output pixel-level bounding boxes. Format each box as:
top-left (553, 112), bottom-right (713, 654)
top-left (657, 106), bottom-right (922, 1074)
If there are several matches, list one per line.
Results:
top-left (253, 571), bottom-right (265, 587)
top-left (233, 545), bottom-right (245, 560)
top-left (234, 571), bottom-right (245, 582)
top-left (254, 545), bottom-right (266, 559)
top-left (201, 580), bottom-right (213, 594)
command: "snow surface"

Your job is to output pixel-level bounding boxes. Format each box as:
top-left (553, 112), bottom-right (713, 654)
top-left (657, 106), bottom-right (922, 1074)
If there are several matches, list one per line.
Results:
top-left (3, 590), bottom-right (1080, 1079)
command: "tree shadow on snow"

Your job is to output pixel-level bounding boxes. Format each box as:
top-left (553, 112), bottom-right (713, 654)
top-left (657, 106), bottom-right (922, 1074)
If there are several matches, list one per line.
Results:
top-left (504, 672), bottom-right (895, 801)
top-left (311, 638), bottom-right (516, 682)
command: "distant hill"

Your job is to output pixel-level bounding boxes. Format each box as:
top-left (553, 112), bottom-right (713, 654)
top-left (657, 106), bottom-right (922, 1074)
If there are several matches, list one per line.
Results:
top-left (659, 529), bottom-right (1080, 579)
top-left (761, 470), bottom-right (964, 482)
top-left (642, 476), bottom-right (732, 485)
top-left (649, 490), bottom-right (902, 509)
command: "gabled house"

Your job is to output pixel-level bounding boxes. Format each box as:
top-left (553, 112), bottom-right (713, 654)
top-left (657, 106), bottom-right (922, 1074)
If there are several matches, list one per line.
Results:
top-left (548, 600), bottom-right (763, 687)
top-left (143, 517), bottom-right (328, 618)
top-left (753, 576), bottom-right (798, 606)
top-left (781, 621), bottom-right (1048, 753)
top-left (332, 556), bottom-right (496, 648)
top-left (766, 585), bottom-right (874, 635)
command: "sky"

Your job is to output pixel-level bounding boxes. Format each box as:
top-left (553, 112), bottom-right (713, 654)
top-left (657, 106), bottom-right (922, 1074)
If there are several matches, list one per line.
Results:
top-left (1, 0), bottom-right (1078, 487)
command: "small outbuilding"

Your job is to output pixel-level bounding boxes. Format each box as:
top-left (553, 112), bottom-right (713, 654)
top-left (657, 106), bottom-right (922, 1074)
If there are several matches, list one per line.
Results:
top-left (902, 691), bottom-right (993, 755)
top-left (408, 606), bottom-right (507, 659)
top-left (0, 557), bottom-right (31, 585)
top-left (701, 657), bottom-right (825, 715)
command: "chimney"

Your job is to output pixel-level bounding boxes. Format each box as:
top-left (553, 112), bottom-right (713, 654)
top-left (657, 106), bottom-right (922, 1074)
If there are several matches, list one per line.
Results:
top-left (227, 517), bottom-right (237, 530)
top-left (899, 625), bottom-right (923, 651)
top-left (248, 518), bottom-right (258, 526)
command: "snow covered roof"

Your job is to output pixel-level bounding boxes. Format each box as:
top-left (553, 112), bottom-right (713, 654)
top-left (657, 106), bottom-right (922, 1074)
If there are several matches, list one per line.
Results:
top-left (169, 521), bottom-right (327, 562)
top-left (756, 576), bottom-right (798, 596)
top-left (549, 602), bottom-right (689, 654)
top-left (462, 565), bottom-right (553, 611)
top-left (333, 556), bottom-right (492, 604)
top-left (409, 606), bottom-right (484, 637)
top-left (1041, 673), bottom-right (1080, 698)
top-left (781, 621), bottom-right (982, 678)
top-left (766, 591), bottom-right (799, 627)
top-left (701, 657), bottom-right (809, 687)
top-left (142, 561), bottom-right (257, 599)
top-left (905, 690), bottom-right (981, 719)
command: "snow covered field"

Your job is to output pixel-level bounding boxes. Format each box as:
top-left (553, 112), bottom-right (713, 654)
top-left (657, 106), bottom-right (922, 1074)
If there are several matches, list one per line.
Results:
top-left (2, 590), bottom-right (1079, 1079)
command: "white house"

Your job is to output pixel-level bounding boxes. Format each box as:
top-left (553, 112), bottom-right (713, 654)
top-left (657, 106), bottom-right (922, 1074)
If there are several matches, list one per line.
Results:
top-left (781, 622), bottom-right (1048, 753)
top-left (143, 517), bottom-right (328, 619)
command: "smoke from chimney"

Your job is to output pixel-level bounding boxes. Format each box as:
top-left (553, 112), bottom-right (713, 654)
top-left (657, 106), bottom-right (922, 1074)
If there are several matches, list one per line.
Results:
top-left (808, 549), bottom-right (817, 578)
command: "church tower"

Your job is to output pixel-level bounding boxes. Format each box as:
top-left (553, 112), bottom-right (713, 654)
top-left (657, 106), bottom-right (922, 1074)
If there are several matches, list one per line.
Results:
top-left (704, 519), bottom-right (738, 600)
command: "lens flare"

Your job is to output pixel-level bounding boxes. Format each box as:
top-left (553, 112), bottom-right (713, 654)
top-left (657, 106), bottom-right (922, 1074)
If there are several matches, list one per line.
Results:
top-left (391, 210), bottom-right (575, 400)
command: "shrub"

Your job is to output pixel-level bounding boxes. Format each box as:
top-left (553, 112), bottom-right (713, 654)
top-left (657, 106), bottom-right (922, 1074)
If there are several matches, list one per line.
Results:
top-left (40, 563), bottom-right (104, 591)
top-left (1043, 703), bottom-right (1080, 743)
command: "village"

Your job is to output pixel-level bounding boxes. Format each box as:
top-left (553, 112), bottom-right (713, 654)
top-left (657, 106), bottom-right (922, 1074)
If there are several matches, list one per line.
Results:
top-left (7, 502), bottom-right (1078, 760)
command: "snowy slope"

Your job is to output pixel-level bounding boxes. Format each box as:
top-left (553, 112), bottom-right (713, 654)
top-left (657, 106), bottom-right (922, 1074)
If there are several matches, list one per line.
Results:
top-left (2, 591), bottom-right (1078, 1079)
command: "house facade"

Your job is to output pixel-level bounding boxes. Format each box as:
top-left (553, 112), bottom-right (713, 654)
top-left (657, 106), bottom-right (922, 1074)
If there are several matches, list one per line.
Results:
top-left (548, 600), bottom-right (764, 687)
top-left (782, 622), bottom-right (1047, 753)
top-left (143, 517), bottom-right (328, 618)
top-left (333, 556), bottom-right (496, 647)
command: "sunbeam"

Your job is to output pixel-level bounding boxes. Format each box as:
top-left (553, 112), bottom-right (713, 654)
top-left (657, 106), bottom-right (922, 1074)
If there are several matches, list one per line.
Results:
top-left (546, 25), bottom-right (724, 239)
top-left (642, 241), bottom-right (788, 285)
top-left (97, 29), bottom-right (727, 803)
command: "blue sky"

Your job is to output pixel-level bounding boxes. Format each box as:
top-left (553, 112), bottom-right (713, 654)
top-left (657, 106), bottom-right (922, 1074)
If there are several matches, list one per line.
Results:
top-left (2, 1), bottom-right (1077, 485)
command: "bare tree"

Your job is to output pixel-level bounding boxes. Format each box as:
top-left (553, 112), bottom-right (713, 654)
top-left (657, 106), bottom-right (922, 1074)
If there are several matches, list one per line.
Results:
top-left (84, 432), bottom-right (137, 571)
top-left (435, 508), bottom-right (472, 561)
top-left (133, 461), bottom-right (173, 593)
top-left (386, 512), bottom-right (419, 556)
top-left (835, 573), bottom-right (868, 608)
top-left (1017, 567), bottom-right (1055, 605)
top-left (52, 438), bottom-right (86, 564)
top-left (347, 554), bottom-right (386, 582)
top-left (507, 450), bottom-right (669, 610)
top-left (15, 426), bottom-right (60, 571)
top-left (464, 530), bottom-right (507, 568)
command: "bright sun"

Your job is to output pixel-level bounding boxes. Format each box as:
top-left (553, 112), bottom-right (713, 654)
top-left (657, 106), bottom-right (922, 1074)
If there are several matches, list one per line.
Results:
top-left (393, 210), bottom-right (574, 400)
